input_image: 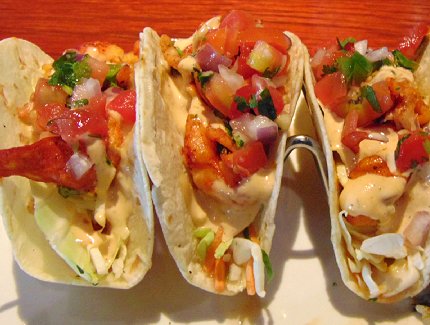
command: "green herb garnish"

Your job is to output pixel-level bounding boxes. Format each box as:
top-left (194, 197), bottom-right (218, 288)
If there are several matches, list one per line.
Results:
top-left (394, 133), bottom-right (411, 159)
top-left (257, 88), bottom-right (277, 120)
top-left (392, 49), bottom-right (418, 71)
top-left (105, 64), bottom-right (123, 87)
top-left (262, 249), bottom-right (274, 282)
top-left (49, 52), bottom-right (91, 89)
top-left (76, 265), bottom-right (85, 274)
top-left (322, 64), bottom-right (337, 75)
top-left (337, 37), bottom-right (356, 50)
top-left (58, 186), bottom-right (80, 198)
top-left (337, 51), bottom-right (373, 85)
top-left (197, 71), bottom-right (214, 87)
top-left (234, 95), bottom-right (249, 112)
top-left (361, 85), bottom-right (381, 113)
top-left (69, 98), bottom-right (89, 109)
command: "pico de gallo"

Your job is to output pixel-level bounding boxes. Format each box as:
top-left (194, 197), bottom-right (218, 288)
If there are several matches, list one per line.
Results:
top-left (0, 41), bottom-right (145, 284)
top-left (312, 25), bottom-right (430, 299)
top-left (159, 10), bottom-right (294, 296)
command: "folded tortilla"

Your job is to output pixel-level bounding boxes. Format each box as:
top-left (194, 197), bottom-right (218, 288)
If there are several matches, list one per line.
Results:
top-left (0, 38), bottom-right (154, 288)
top-left (135, 19), bottom-right (304, 296)
top-left (304, 34), bottom-right (430, 302)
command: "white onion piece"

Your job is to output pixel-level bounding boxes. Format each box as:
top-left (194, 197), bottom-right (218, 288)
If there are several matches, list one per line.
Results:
top-left (71, 78), bottom-right (101, 103)
top-left (251, 75), bottom-right (275, 96)
top-left (354, 40), bottom-right (368, 56)
top-left (104, 86), bottom-right (123, 105)
top-left (366, 47), bottom-right (390, 62)
top-left (218, 64), bottom-right (245, 92)
top-left (195, 43), bottom-right (232, 72)
top-left (89, 247), bottom-right (108, 275)
top-left (66, 152), bottom-right (94, 179)
top-left (404, 211), bottom-right (430, 247)
top-left (230, 113), bottom-right (278, 144)
top-left (310, 48), bottom-right (326, 68)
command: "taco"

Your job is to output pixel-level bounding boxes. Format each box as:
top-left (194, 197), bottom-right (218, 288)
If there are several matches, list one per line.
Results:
top-left (304, 25), bottom-right (430, 302)
top-left (0, 38), bottom-right (153, 288)
top-left (135, 10), bottom-right (304, 296)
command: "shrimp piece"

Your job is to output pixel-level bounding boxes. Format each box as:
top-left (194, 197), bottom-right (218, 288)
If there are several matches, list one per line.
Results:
top-left (160, 34), bottom-right (181, 70)
top-left (78, 41), bottom-right (138, 65)
top-left (183, 115), bottom-right (240, 193)
top-left (387, 79), bottom-right (430, 130)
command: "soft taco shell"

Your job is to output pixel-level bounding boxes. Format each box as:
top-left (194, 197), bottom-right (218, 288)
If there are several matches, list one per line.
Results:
top-left (303, 37), bottom-right (430, 302)
top-left (135, 27), bottom-right (304, 295)
top-left (0, 38), bottom-right (154, 288)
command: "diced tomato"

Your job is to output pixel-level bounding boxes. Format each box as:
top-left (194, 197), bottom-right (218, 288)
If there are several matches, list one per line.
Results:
top-left (47, 96), bottom-right (108, 142)
top-left (205, 27), bottom-right (229, 56)
top-left (106, 89), bottom-right (136, 124)
top-left (396, 131), bottom-right (430, 172)
top-left (247, 41), bottom-right (285, 75)
top-left (36, 103), bottom-right (69, 130)
top-left (341, 110), bottom-right (369, 153)
top-left (226, 141), bottom-right (268, 177)
top-left (229, 84), bottom-right (254, 118)
top-left (267, 86), bottom-right (284, 116)
top-left (239, 27), bottom-right (291, 54)
top-left (236, 42), bottom-right (260, 79)
top-left (202, 73), bottom-right (235, 117)
top-left (311, 47), bottom-right (344, 81)
top-left (33, 78), bottom-right (68, 110)
top-left (87, 56), bottom-right (109, 86)
top-left (0, 136), bottom-right (96, 191)
top-left (314, 72), bottom-right (347, 109)
top-left (397, 23), bottom-right (429, 59)
top-left (220, 10), bottom-right (254, 31)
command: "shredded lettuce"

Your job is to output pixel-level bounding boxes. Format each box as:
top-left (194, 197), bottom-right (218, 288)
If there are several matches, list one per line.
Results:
top-left (196, 230), bottom-right (215, 261)
top-left (261, 249), bottom-right (274, 282)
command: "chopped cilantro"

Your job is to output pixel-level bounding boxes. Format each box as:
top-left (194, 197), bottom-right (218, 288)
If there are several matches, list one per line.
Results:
top-left (361, 85), bottom-right (381, 113)
top-left (49, 52), bottom-right (91, 89)
top-left (175, 47), bottom-right (184, 57)
top-left (257, 88), bottom-right (277, 120)
top-left (322, 64), bottom-right (337, 75)
top-left (249, 95), bottom-right (258, 109)
top-left (68, 98), bottom-right (89, 109)
top-left (395, 133), bottom-right (410, 159)
top-left (337, 51), bottom-right (373, 85)
top-left (392, 50), bottom-right (418, 71)
top-left (262, 66), bottom-right (280, 79)
top-left (262, 249), bottom-right (274, 282)
top-left (234, 95), bottom-right (250, 112)
top-left (197, 71), bottom-right (214, 87)
top-left (58, 186), bottom-right (80, 198)
top-left (76, 264), bottom-right (85, 274)
top-left (224, 121), bottom-right (233, 137)
top-left (337, 37), bottom-right (356, 50)
top-left (424, 139), bottom-right (430, 155)
top-left (105, 64), bottom-right (122, 88)
top-left (234, 135), bottom-right (245, 148)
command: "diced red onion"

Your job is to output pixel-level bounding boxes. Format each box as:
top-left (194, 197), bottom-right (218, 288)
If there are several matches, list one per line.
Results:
top-left (218, 64), bottom-right (245, 92)
top-left (66, 152), bottom-right (94, 180)
top-left (230, 113), bottom-right (278, 144)
top-left (354, 40), bottom-right (368, 56)
top-left (195, 43), bottom-right (232, 72)
top-left (404, 211), bottom-right (430, 247)
top-left (366, 47), bottom-right (390, 62)
top-left (71, 78), bottom-right (101, 103)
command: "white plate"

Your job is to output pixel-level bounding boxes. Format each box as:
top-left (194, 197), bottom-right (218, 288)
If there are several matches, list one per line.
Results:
top-left (0, 96), bottom-right (422, 324)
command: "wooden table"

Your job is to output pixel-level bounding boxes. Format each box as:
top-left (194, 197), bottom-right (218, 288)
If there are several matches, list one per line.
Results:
top-left (1, 0), bottom-right (429, 58)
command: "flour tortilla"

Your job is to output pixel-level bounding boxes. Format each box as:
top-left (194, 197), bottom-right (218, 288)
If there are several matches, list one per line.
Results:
top-left (303, 37), bottom-right (430, 302)
top-left (0, 38), bottom-right (154, 288)
top-left (136, 27), bottom-right (304, 294)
